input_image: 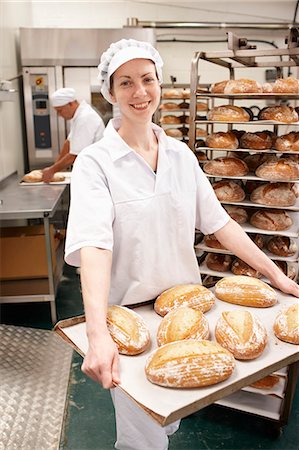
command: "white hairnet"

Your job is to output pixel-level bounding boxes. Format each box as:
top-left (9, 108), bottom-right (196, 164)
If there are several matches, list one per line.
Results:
top-left (98, 38), bottom-right (163, 104)
top-left (51, 88), bottom-right (76, 107)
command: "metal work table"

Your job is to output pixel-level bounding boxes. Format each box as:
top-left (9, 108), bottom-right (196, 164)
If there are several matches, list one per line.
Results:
top-left (0, 173), bottom-right (68, 323)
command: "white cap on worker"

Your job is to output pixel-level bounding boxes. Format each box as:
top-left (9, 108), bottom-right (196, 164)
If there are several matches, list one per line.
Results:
top-left (98, 38), bottom-right (163, 104)
top-left (51, 88), bottom-right (76, 107)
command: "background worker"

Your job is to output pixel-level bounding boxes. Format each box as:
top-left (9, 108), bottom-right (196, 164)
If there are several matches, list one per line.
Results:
top-left (42, 87), bottom-right (105, 182)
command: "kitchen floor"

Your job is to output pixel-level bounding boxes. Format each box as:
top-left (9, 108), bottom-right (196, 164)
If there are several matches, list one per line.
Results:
top-left (1, 263), bottom-right (299, 450)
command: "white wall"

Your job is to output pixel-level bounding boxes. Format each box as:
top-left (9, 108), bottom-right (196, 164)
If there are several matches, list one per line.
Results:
top-left (0, 0), bottom-right (297, 180)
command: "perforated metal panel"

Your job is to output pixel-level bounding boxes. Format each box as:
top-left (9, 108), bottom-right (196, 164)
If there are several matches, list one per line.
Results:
top-left (0, 325), bottom-right (72, 450)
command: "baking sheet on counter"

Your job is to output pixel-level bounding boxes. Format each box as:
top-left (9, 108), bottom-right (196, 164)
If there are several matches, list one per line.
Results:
top-left (54, 291), bottom-right (299, 425)
top-left (19, 172), bottom-right (72, 185)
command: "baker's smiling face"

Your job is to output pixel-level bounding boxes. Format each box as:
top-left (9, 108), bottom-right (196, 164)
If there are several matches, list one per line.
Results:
top-left (109, 58), bottom-right (161, 124)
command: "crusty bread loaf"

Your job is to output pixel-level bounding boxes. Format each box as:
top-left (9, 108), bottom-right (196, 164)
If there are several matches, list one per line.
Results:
top-left (196, 127), bottom-right (208, 138)
top-left (106, 305), bottom-right (150, 355)
top-left (250, 209), bottom-right (293, 231)
top-left (210, 80), bottom-right (229, 93)
top-left (250, 233), bottom-right (265, 249)
top-left (255, 158), bottom-right (299, 181)
top-left (197, 102), bottom-right (208, 111)
top-left (154, 284), bottom-right (216, 317)
top-left (272, 77), bottom-right (299, 94)
top-left (267, 236), bottom-right (297, 257)
top-left (262, 82), bottom-right (273, 93)
top-left (159, 102), bottom-right (178, 110)
top-left (273, 303), bottom-right (299, 345)
top-left (203, 234), bottom-right (227, 250)
top-left (22, 170), bottom-right (65, 183)
top-left (243, 154), bottom-right (278, 173)
top-left (215, 310), bottom-right (267, 360)
top-left (165, 128), bottom-right (183, 138)
top-left (214, 276), bottom-right (277, 307)
top-left (250, 182), bottom-right (297, 207)
top-left (206, 132), bottom-right (239, 149)
top-left (258, 106), bottom-right (298, 123)
top-left (156, 306), bottom-right (209, 346)
top-left (224, 78), bottom-right (262, 94)
top-left (145, 339), bottom-right (235, 388)
top-left (212, 180), bottom-right (246, 202)
top-left (231, 258), bottom-right (261, 278)
top-left (205, 253), bottom-right (233, 272)
top-left (207, 105), bottom-right (250, 122)
top-left (275, 132), bottom-right (299, 152)
top-left (160, 115), bottom-right (182, 124)
top-left (162, 89), bottom-right (183, 99)
top-left (204, 157), bottom-right (249, 177)
top-left (195, 150), bottom-right (208, 162)
top-left (224, 205), bottom-right (248, 224)
top-left (249, 374), bottom-right (280, 390)
top-left (240, 131), bottom-right (274, 150)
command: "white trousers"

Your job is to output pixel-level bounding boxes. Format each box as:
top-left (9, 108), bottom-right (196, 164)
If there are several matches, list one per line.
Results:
top-left (110, 387), bottom-right (180, 450)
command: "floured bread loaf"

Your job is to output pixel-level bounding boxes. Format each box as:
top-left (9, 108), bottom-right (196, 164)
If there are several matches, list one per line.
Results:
top-left (215, 276), bottom-right (277, 307)
top-left (22, 170), bottom-right (65, 183)
top-left (223, 78), bottom-right (262, 94)
top-left (250, 374), bottom-right (280, 389)
top-left (154, 284), bottom-right (216, 317)
top-left (207, 105), bottom-right (250, 122)
top-left (273, 303), bottom-right (299, 345)
top-left (106, 305), bottom-right (150, 355)
top-left (215, 310), bottom-right (267, 360)
top-left (203, 156), bottom-right (249, 177)
top-left (145, 340), bottom-right (235, 388)
top-left (156, 306), bottom-right (209, 346)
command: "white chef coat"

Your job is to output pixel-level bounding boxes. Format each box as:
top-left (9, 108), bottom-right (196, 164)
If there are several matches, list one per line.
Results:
top-left (68, 100), bottom-right (105, 155)
top-left (65, 118), bottom-right (229, 306)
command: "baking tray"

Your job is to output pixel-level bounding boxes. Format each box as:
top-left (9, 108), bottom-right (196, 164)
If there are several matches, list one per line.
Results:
top-left (19, 172), bottom-right (71, 186)
top-left (54, 290), bottom-right (299, 426)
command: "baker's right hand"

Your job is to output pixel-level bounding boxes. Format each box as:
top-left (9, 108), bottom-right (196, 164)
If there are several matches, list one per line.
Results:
top-left (81, 332), bottom-right (120, 389)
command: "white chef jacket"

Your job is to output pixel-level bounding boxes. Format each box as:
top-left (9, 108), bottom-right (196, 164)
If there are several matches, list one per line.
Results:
top-left (65, 118), bottom-right (229, 306)
top-left (68, 100), bottom-right (105, 155)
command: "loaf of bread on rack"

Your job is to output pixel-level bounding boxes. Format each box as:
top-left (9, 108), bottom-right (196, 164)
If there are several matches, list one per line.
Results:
top-left (206, 131), bottom-right (239, 149)
top-left (165, 128), bottom-right (183, 138)
top-left (250, 209), bottom-right (293, 231)
top-left (215, 310), bottom-right (267, 360)
top-left (195, 150), bottom-right (208, 162)
top-left (106, 305), bottom-right (150, 355)
top-left (156, 306), bottom-right (209, 346)
top-left (214, 276), bottom-right (277, 307)
top-left (160, 115), bottom-right (182, 124)
top-left (273, 303), bottom-right (299, 345)
top-left (210, 80), bottom-right (229, 93)
top-left (249, 374), bottom-right (280, 390)
top-left (250, 233), bottom-right (265, 249)
top-left (159, 102), bottom-right (179, 110)
top-left (267, 236), bottom-right (297, 257)
top-left (255, 158), bottom-right (299, 181)
top-left (203, 234), bottom-right (227, 250)
top-left (262, 82), bottom-right (274, 93)
top-left (154, 284), bottom-right (216, 317)
top-left (240, 131), bottom-right (274, 150)
top-left (145, 339), bottom-right (235, 388)
top-left (162, 89), bottom-right (183, 99)
top-left (275, 132), bottom-right (299, 152)
top-left (212, 180), bottom-right (246, 202)
top-left (231, 258), bottom-right (261, 278)
top-left (197, 102), bottom-right (208, 111)
top-left (203, 157), bottom-right (249, 177)
top-left (258, 106), bottom-right (298, 123)
top-left (274, 260), bottom-right (297, 280)
top-left (22, 170), bottom-right (65, 183)
top-left (223, 78), bottom-right (262, 94)
top-left (207, 105), bottom-right (250, 122)
top-left (272, 77), bottom-right (299, 94)
top-left (224, 205), bottom-right (248, 224)
top-left (243, 154), bottom-right (278, 172)
top-left (205, 253), bottom-right (233, 272)
top-left (250, 182), bottom-right (297, 207)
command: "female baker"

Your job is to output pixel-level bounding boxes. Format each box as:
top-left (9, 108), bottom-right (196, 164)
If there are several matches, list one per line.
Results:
top-left (65, 38), bottom-right (299, 450)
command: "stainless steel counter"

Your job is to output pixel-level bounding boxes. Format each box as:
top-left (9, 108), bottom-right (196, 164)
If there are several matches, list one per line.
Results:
top-left (0, 173), bottom-right (68, 323)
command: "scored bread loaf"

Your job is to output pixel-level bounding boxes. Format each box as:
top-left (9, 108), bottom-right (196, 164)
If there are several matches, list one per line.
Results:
top-left (272, 77), bottom-right (299, 94)
top-left (215, 310), bottom-right (267, 360)
top-left (204, 234), bottom-right (227, 250)
top-left (203, 157), bottom-right (249, 177)
top-left (145, 340), bottom-right (235, 388)
top-left (206, 131), bottom-right (239, 149)
top-left (215, 276), bottom-right (277, 307)
top-left (205, 253), bottom-right (233, 272)
top-left (250, 182), bottom-right (297, 207)
top-left (223, 78), bottom-right (262, 94)
top-left (258, 106), bottom-right (298, 123)
top-left (154, 284), bottom-right (216, 317)
top-left (266, 236), bottom-right (297, 257)
top-left (22, 170), bottom-right (65, 183)
top-left (160, 115), bottom-right (182, 124)
top-left (273, 303), bottom-right (299, 345)
top-left (240, 131), bottom-right (274, 150)
top-left (231, 258), bottom-right (262, 278)
top-left (159, 102), bottom-right (178, 110)
top-left (212, 180), bottom-right (246, 202)
top-left (250, 209), bottom-right (293, 231)
top-left (106, 305), bottom-right (150, 355)
top-left (275, 132), bottom-right (299, 152)
top-left (156, 306), bottom-right (209, 346)
top-left (207, 105), bottom-right (250, 122)
top-left (224, 205), bottom-right (248, 224)
top-left (255, 158), bottom-right (299, 181)
top-left (210, 80), bottom-right (229, 93)
top-left (162, 89), bottom-right (183, 99)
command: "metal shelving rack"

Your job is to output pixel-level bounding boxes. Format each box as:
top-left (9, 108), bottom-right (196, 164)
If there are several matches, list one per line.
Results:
top-left (188, 28), bottom-right (299, 431)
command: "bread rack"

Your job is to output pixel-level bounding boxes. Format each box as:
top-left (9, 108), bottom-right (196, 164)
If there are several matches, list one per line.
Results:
top-left (188, 29), bottom-right (299, 433)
